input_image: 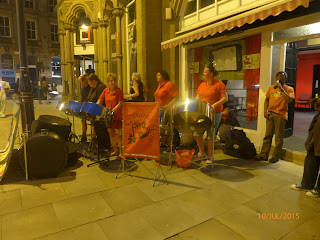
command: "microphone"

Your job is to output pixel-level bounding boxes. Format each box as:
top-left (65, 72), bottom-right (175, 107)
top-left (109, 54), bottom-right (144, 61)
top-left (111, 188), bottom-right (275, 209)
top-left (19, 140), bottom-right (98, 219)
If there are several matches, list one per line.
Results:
top-left (274, 80), bottom-right (279, 89)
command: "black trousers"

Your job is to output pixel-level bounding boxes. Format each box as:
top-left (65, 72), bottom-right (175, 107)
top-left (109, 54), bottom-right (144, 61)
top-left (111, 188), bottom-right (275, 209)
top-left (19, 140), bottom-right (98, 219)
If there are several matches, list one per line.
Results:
top-left (301, 153), bottom-right (320, 190)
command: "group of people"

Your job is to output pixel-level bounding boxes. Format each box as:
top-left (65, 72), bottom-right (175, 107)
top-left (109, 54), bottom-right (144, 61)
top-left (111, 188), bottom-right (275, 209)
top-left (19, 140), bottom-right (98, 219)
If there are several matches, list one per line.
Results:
top-left (77, 67), bottom-right (319, 198)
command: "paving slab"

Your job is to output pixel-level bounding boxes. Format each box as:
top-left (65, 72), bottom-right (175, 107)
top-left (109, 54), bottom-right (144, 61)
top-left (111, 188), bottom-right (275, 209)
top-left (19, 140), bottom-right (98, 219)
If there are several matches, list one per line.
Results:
top-left (2, 204), bottom-right (61, 240)
top-left (21, 182), bottom-right (68, 209)
top-left (99, 210), bottom-right (163, 240)
top-left (178, 218), bottom-right (245, 240)
top-left (37, 222), bottom-right (109, 240)
top-left (100, 184), bottom-right (154, 214)
top-left (0, 189), bottom-right (22, 216)
top-left (52, 193), bottom-right (114, 230)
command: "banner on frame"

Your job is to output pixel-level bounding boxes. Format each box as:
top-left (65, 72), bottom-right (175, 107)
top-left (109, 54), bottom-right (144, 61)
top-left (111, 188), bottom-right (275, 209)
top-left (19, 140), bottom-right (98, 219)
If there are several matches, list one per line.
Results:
top-left (123, 102), bottom-right (159, 160)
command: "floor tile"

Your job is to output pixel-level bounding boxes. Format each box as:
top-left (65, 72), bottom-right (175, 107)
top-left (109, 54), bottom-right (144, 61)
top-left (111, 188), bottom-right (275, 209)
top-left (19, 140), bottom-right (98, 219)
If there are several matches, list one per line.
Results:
top-left (281, 211), bottom-right (320, 240)
top-left (179, 218), bottom-right (245, 240)
top-left (37, 222), bottom-right (109, 240)
top-left (99, 211), bottom-right (162, 240)
top-left (21, 182), bottom-right (67, 209)
top-left (183, 169), bottom-right (221, 185)
top-left (2, 204), bottom-right (61, 240)
top-left (100, 184), bottom-right (154, 214)
top-left (60, 173), bottom-right (107, 198)
top-left (133, 201), bottom-right (198, 239)
top-left (0, 189), bottom-right (22, 216)
top-left (216, 205), bottom-right (290, 240)
top-left (196, 182), bottom-right (253, 212)
top-left (162, 190), bottom-right (227, 222)
top-left (136, 172), bottom-right (206, 202)
top-left (52, 193), bottom-right (114, 229)
top-left (244, 185), bottom-right (320, 230)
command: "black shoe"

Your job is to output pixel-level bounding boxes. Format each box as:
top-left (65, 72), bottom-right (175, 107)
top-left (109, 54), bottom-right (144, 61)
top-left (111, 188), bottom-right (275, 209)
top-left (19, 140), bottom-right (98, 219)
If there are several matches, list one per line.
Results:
top-left (81, 136), bottom-right (87, 142)
top-left (255, 155), bottom-right (268, 161)
top-left (269, 157), bottom-right (279, 163)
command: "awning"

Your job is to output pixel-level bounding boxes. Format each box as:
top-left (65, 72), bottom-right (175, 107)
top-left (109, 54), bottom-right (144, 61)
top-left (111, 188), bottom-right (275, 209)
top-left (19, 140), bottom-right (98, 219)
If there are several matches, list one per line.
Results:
top-left (161, 0), bottom-right (310, 50)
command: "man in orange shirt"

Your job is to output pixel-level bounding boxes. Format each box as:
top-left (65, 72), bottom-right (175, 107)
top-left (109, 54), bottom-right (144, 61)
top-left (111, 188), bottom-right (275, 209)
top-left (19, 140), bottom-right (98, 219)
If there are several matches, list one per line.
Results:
top-left (257, 71), bottom-right (294, 163)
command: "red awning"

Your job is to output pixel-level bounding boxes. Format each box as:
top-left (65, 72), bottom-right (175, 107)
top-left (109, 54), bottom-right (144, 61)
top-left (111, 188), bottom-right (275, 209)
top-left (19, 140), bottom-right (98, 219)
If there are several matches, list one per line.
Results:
top-left (161, 0), bottom-right (310, 50)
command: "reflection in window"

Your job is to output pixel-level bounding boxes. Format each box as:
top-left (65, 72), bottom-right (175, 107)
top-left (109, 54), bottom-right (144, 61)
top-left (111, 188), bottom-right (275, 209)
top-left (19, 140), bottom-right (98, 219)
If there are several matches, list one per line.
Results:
top-left (51, 57), bottom-right (61, 77)
top-left (184, 0), bottom-right (197, 16)
top-left (200, 0), bottom-right (214, 9)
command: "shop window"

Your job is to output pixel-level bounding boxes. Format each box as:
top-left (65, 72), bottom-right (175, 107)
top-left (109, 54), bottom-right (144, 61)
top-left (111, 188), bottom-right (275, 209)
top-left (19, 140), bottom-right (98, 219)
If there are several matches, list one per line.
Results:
top-left (26, 21), bottom-right (36, 39)
top-left (128, 2), bottom-right (135, 24)
top-left (50, 24), bottom-right (58, 42)
top-left (49, 0), bottom-right (57, 12)
top-left (0, 16), bottom-right (10, 37)
top-left (187, 35), bottom-right (261, 130)
top-left (51, 57), bottom-right (61, 77)
top-left (25, 0), bottom-right (34, 9)
top-left (1, 53), bottom-right (13, 69)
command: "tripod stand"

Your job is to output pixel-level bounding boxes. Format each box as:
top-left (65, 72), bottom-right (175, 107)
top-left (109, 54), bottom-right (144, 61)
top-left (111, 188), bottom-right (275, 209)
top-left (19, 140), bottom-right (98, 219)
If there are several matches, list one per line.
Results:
top-left (87, 120), bottom-right (111, 167)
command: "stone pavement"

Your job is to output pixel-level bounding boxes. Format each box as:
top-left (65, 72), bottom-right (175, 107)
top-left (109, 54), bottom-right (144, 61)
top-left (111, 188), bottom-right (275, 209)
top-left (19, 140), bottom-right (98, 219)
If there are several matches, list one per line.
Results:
top-left (0, 99), bottom-right (319, 240)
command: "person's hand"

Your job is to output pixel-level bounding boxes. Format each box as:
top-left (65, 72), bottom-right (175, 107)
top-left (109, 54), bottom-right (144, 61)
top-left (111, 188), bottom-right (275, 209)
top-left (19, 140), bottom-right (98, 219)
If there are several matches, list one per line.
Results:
top-left (211, 103), bottom-right (216, 110)
top-left (264, 111), bottom-right (269, 119)
top-left (124, 94), bottom-right (131, 99)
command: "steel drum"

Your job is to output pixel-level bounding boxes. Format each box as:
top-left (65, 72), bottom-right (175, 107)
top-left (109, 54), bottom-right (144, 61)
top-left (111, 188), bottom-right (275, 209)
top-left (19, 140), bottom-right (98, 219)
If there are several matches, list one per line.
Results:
top-left (80, 102), bottom-right (113, 123)
top-left (173, 99), bottom-right (212, 133)
top-left (56, 101), bottom-right (68, 114)
top-left (66, 100), bottom-right (83, 117)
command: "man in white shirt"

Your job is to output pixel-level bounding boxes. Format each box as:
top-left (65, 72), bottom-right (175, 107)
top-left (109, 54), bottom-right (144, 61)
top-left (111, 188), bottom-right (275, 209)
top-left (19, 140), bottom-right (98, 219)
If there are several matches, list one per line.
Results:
top-left (0, 77), bottom-right (11, 118)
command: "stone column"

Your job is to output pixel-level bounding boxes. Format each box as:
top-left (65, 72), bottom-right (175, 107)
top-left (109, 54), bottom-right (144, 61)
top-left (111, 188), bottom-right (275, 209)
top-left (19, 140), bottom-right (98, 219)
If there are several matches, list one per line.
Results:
top-left (91, 22), bottom-right (100, 78)
top-left (58, 28), bottom-right (66, 95)
top-left (63, 23), bottom-right (75, 99)
top-left (100, 20), bottom-right (109, 84)
top-left (112, 8), bottom-right (125, 89)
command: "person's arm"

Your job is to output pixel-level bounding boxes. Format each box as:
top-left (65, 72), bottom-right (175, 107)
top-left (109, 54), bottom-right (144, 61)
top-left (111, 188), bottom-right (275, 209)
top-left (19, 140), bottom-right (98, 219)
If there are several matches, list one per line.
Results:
top-left (112, 101), bottom-right (124, 112)
top-left (196, 94), bottom-right (200, 99)
top-left (130, 82), bottom-right (139, 98)
top-left (264, 97), bottom-right (269, 119)
top-left (279, 85), bottom-right (294, 103)
top-left (162, 96), bottom-right (178, 110)
top-left (211, 92), bottom-right (228, 110)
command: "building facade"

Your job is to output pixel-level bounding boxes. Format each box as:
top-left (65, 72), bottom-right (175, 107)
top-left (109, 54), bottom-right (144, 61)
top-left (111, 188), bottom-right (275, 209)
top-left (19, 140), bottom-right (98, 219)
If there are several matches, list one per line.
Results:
top-left (0, 0), bottom-right (60, 94)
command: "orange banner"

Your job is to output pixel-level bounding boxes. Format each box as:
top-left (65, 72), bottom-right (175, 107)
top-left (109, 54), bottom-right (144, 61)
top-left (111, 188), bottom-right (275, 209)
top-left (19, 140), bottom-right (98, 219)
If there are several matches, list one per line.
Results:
top-left (123, 102), bottom-right (159, 160)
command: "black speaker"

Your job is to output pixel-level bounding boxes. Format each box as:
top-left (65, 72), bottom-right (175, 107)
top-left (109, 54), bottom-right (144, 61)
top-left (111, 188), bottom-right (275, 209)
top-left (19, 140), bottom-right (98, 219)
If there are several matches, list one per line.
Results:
top-left (35, 115), bottom-right (72, 141)
top-left (19, 131), bottom-right (68, 178)
top-left (93, 120), bottom-right (111, 150)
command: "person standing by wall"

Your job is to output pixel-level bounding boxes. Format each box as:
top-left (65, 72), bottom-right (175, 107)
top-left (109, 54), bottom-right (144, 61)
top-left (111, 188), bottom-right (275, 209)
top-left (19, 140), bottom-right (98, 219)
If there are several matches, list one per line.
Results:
top-left (291, 98), bottom-right (320, 197)
top-left (124, 72), bottom-right (146, 102)
top-left (0, 77), bottom-right (10, 118)
top-left (85, 65), bottom-right (95, 75)
top-left (256, 71), bottom-right (295, 163)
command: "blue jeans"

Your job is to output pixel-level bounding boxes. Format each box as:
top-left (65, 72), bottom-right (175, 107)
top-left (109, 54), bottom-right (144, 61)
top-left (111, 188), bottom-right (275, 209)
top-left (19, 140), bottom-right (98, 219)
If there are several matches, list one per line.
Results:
top-left (194, 112), bottom-right (222, 139)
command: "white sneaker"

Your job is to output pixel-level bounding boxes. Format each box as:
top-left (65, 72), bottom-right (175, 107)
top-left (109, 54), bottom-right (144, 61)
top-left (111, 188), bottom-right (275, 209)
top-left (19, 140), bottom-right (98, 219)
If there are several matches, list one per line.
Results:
top-left (306, 189), bottom-right (320, 198)
top-left (206, 157), bottom-right (214, 164)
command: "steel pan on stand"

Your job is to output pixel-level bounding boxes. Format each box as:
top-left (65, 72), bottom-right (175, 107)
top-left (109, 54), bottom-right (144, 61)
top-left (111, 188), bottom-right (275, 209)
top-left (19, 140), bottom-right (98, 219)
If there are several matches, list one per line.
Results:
top-left (173, 99), bottom-right (212, 133)
top-left (80, 102), bottom-right (114, 124)
top-left (173, 99), bottom-right (215, 175)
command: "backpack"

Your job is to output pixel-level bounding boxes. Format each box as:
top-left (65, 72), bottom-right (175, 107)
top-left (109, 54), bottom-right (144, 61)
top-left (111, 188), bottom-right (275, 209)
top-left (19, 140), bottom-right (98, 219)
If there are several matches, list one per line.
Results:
top-left (223, 129), bottom-right (257, 159)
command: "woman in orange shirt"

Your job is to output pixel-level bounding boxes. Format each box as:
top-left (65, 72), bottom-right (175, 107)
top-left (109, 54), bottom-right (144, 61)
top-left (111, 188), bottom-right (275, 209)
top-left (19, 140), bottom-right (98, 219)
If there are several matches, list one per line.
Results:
top-left (154, 70), bottom-right (179, 152)
top-left (194, 66), bottom-right (228, 163)
top-left (97, 73), bottom-right (124, 156)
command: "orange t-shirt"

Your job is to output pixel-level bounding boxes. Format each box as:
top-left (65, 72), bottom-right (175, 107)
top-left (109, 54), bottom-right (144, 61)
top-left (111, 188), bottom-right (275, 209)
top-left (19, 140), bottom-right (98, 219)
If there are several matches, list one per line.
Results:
top-left (196, 79), bottom-right (227, 114)
top-left (266, 84), bottom-right (294, 120)
top-left (154, 80), bottom-right (178, 108)
top-left (99, 87), bottom-right (124, 120)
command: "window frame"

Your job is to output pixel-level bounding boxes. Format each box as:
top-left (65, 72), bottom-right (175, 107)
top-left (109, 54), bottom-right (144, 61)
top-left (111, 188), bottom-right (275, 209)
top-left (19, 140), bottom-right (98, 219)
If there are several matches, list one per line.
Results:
top-left (25, 0), bottom-right (35, 9)
top-left (50, 24), bottom-right (59, 42)
top-left (0, 16), bottom-right (10, 37)
top-left (49, 0), bottom-right (57, 12)
top-left (26, 20), bottom-right (37, 40)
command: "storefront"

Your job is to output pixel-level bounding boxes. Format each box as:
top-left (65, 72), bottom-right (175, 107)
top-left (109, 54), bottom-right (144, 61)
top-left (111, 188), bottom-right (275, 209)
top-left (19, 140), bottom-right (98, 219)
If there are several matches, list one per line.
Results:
top-left (162, 0), bottom-right (320, 152)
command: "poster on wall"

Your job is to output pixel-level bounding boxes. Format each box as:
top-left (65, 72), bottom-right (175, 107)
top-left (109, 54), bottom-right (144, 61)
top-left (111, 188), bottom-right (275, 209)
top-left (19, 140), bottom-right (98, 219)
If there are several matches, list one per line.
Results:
top-left (189, 62), bottom-right (199, 73)
top-left (243, 54), bottom-right (260, 69)
top-left (79, 27), bottom-right (91, 44)
top-left (128, 22), bottom-right (135, 41)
